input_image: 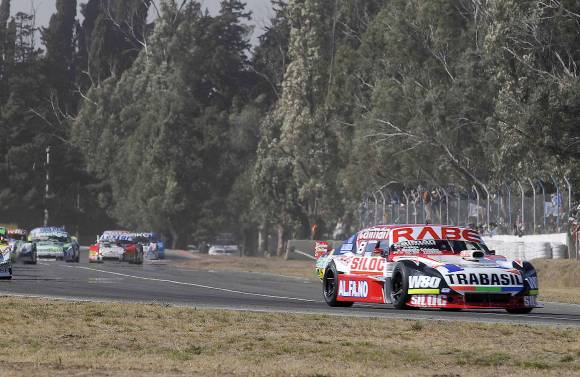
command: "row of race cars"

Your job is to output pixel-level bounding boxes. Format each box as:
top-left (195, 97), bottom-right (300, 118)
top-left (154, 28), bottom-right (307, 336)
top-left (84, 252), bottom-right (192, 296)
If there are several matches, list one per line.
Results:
top-left (0, 227), bottom-right (165, 280)
top-left (314, 224), bottom-right (541, 314)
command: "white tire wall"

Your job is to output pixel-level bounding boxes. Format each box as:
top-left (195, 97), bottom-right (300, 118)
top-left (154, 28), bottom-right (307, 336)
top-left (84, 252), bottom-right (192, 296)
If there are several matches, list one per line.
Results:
top-left (551, 243), bottom-right (568, 259)
top-left (485, 240), bottom-right (558, 260)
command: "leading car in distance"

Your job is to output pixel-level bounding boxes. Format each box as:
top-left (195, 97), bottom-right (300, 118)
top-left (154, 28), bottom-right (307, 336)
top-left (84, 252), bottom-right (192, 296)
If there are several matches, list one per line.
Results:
top-left (315, 224), bottom-right (540, 313)
top-left (30, 227), bottom-right (79, 262)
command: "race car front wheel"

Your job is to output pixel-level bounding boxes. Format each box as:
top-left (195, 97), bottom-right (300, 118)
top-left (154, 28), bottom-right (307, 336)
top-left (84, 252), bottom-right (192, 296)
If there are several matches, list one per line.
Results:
top-left (390, 263), bottom-right (411, 309)
top-left (322, 262), bottom-right (353, 307)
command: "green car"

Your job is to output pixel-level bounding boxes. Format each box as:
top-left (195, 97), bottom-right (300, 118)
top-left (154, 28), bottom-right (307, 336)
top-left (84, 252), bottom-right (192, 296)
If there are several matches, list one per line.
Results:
top-left (30, 227), bottom-right (79, 262)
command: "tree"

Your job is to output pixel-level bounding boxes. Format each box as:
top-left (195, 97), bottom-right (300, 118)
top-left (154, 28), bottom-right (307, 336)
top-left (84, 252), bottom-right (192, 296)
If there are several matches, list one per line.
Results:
top-left (43, 0), bottom-right (77, 114)
top-left (74, 0), bottom-right (253, 247)
top-left (253, 0), bottom-right (339, 250)
top-left (485, 0), bottom-right (580, 182)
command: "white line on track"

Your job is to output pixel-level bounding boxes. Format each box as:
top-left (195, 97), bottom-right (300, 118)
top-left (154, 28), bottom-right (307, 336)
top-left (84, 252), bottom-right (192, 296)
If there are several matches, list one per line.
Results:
top-left (62, 265), bottom-right (318, 303)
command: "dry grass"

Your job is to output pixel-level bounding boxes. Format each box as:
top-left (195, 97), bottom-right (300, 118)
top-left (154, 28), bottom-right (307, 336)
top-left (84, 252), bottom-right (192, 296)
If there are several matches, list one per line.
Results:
top-left (174, 254), bottom-right (316, 280)
top-left (0, 297), bottom-right (579, 377)
top-left (532, 259), bottom-right (580, 304)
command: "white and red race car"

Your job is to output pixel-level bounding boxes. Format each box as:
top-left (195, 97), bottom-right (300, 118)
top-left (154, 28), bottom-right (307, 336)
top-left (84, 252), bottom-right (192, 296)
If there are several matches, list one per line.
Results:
top-left (89, 231), bottom-right (144, 264)
top-left (315, 225), bottom-right (540, 313)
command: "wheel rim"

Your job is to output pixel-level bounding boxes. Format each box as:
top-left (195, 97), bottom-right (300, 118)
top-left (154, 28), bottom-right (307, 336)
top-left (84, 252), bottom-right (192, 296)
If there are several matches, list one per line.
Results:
top-left (324, 271), bottom-right (335, 298)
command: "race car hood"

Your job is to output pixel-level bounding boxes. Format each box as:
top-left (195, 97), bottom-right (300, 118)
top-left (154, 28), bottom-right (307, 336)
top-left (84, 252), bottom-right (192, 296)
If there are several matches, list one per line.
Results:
top-left (415, 254), bottom-right (527, 294)
top-left (36, 241), bottom-right (67, 253)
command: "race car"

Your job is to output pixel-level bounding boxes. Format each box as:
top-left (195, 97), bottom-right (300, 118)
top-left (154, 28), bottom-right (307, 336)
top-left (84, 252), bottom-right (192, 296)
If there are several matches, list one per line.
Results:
top-left (315, 224), bottom-right (540, 314)
top-left (7, 228), bottom-right (37, 264)
top-left (89, 231), bottom-right (143, 264)
top-left (30, 227), bottom-right (79, 262)
top-left (0, 228), bottom-right (12, 279)
top-left (208, 233), bottom-right (239, 256)
top-left (314, 241), bottom-right (333, 279)
top-left (134, 232), bottom-right (165, 260)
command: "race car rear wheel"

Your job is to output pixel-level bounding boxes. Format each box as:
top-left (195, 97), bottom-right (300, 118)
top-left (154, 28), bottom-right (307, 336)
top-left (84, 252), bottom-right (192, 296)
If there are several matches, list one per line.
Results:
top-left (505, 308), bottom-right (533, 314)
top-left (322, 262), bottom-right (353, 307)
top-left (390, 263), bottom-right (410, 309)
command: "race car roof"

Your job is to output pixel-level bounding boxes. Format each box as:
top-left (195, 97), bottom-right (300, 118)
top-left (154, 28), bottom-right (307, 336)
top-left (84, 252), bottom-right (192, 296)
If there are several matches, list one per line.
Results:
top-left (356, 224), bottom-right (482, 244)
top-left (30, 227), bottom-right (68, 237)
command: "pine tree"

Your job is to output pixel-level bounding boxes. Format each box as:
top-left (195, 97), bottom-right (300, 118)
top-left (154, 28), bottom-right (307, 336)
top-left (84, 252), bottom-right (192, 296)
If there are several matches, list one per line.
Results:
top-left (42, 0), bottom-right (77, 114)
top-left (273, 0), bottom-right (337, 236)
top-left (78, 0), bottom-right (151, 86)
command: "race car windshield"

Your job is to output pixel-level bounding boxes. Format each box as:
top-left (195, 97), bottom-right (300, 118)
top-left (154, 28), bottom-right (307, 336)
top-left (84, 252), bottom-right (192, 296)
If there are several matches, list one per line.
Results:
top-left (391, 240), bottom-right (451, 254)
top-left (449, 240), bottom-right (489, 253)
top-left (33, 234), bottom-right (69, 243)
top-left (391, 240), bottom-right (489, 254)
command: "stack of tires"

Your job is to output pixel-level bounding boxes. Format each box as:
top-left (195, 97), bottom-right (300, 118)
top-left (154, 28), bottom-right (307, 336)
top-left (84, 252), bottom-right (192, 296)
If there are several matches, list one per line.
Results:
top-left (551, 243), bottom-right (568, 259)
top-left (525, 242), bottom-right (552, 260)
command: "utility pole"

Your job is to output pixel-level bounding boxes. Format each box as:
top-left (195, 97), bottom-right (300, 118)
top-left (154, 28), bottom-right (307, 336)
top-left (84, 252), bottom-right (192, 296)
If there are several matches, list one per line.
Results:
top-left (44, 146), bottom-right (50, 227)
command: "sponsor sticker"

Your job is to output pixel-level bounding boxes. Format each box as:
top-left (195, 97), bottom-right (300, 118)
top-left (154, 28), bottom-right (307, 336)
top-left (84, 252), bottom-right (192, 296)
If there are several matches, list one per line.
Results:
top-left (338, 280), bottom-right (369, 298)
top-left (391, 226), bottom-right (481, 243)
top-left (410, 295), bottom-right (448, 307)
top-left (446, 272), bottom-right (522, 286)
top-left (349, 257), bottom-right (386, 275)
top-left (523, 296), bottom-right (538, 308)
top-left (357, 228), bottom-right (389, 241)
top-left (408, 275), bottom-right (441, 289)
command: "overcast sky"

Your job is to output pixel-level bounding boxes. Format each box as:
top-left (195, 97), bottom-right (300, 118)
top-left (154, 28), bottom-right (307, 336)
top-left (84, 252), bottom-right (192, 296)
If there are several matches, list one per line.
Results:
top-left (11, 0), bottom-right (273, 44)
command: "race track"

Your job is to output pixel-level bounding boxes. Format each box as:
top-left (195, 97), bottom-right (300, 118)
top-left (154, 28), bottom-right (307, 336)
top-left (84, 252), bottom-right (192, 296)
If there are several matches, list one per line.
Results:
top-left (1, 249), bottom-right (579, 326)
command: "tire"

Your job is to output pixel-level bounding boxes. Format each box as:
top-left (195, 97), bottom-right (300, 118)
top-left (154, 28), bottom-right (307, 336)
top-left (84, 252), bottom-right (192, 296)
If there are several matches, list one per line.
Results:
top-left (505, 308), bottom-right (533, 314)
top-left (390, 262), bottom-right (411, 309)
top-left (322, 262), bottom-right (353, 307)
top-left (135, 246), bottom-right (144, 265)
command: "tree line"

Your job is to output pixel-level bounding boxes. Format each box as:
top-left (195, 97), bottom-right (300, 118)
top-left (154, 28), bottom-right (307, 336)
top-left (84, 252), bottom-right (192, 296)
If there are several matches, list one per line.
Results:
top-left (0, 0), bottom-right (577, 250)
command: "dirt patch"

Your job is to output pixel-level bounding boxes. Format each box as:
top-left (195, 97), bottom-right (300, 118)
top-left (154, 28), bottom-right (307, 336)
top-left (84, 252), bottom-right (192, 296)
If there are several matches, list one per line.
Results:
top-left (0, 297), bottom-right (579, 376)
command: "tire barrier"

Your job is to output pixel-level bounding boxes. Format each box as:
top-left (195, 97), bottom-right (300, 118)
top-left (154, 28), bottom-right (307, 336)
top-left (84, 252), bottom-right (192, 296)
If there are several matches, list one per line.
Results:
top-left (485, 239), bottom-right (567, 260)
top-left (551, 243), bottom-right (568, 259)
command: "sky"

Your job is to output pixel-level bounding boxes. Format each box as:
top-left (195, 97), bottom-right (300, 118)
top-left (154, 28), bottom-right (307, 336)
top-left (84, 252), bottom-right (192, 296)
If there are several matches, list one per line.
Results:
top-left (11, 0), bottom-right (273, 45)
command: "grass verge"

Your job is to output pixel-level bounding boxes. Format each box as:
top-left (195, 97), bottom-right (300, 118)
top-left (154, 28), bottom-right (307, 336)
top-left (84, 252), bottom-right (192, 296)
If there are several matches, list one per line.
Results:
top-left (533, 259), bottom-right (580, 305)
top-left (0, 297), bottom-right (579, 377)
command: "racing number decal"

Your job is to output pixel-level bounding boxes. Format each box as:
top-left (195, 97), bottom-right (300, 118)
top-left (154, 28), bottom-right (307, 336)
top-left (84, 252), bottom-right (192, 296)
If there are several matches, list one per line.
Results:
top-left (357, 241), bottom-right (367, 254)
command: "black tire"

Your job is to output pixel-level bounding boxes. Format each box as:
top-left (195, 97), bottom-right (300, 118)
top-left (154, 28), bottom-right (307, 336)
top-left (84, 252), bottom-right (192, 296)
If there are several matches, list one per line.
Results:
top-left (390, 262), bottom-right (411, 309)
top-left (505, 308), bottom-right (533, 314)
top-left (322, 262), bottom-right (353, 307)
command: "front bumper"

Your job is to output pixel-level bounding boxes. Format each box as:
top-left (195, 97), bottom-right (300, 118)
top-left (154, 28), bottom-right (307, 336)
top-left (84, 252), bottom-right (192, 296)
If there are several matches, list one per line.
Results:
top-left (37, 250), bottom-right (64, 258)
top-left (0, 261), bottom-right (12, 277)
top-left (406, 292), bottom-right (542, 309)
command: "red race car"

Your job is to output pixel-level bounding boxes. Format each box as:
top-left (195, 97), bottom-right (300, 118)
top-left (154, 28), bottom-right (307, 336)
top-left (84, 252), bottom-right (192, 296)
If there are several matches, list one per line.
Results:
top-left (316, 224), bottom-right (540, 313)
top-left (89, 231), bottom-right (144, 265)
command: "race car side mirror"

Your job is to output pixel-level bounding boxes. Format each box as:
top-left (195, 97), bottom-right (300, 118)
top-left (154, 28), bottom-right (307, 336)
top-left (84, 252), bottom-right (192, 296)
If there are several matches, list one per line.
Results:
top-left (373, 248), bottom-right (387, 257)
top-left (488, 250), bottom-right (496, 255)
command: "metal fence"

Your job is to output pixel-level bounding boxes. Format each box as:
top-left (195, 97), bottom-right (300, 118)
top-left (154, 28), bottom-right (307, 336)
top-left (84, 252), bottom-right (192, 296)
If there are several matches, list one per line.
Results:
top-left (358, 178), bottom-right (575, 236)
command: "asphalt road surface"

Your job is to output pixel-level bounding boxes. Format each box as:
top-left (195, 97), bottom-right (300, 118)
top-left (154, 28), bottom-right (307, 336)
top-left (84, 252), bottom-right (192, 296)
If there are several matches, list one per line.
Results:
top-left (1, 249), bottom-right (579, 326)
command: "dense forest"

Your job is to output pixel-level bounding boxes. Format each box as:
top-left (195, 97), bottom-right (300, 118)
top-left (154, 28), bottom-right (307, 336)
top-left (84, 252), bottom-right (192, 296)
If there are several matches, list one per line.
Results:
top-left (0, 0), bottom-right (578, 250)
